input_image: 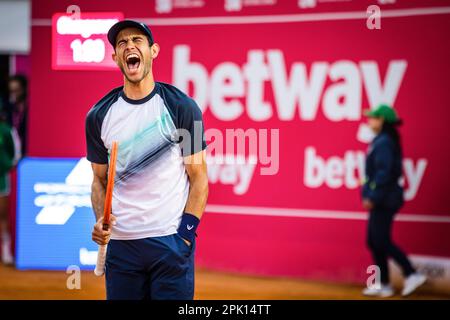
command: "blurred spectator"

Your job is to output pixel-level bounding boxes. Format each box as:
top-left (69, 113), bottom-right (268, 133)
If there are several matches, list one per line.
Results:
top-left (361, 104), bottom-right (426, 297)
top-left (0, 110), bottom-right (15, 265)
top-left (7, 75), bottom-right (28, 158)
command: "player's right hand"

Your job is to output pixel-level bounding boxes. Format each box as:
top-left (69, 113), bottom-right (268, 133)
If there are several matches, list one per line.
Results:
top-left (92, 215), bottom-right (117, 245)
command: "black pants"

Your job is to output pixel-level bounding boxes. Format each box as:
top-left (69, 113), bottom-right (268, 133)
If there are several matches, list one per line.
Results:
top-left (367, 207), bottom-right (415, 284)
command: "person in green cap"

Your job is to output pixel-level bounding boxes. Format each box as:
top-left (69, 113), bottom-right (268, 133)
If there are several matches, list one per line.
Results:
top-left (361, 104), bottom-right (427, 297)
top-left (0, 110), bottom-right (15, 265)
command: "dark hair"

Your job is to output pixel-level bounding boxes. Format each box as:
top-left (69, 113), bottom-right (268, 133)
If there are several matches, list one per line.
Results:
top-left (9, 74), bottom-right (28, 99)
top-left (382, 120), bottom-right (403, 156)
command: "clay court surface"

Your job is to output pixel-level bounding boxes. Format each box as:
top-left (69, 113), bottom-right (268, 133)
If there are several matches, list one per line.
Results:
top-left (0, 265), bottom-right (447, 300)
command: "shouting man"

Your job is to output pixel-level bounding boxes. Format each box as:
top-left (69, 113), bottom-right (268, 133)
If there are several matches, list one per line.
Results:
top-left (85, 20), bottom-right (208, 300)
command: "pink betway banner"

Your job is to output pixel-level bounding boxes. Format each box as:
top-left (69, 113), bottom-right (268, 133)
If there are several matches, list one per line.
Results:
top-left (30, 1), bottom-right (450, 285)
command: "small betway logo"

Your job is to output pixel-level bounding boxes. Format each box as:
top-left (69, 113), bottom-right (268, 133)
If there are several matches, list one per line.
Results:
top-left (34, 158), bottom-right (92, 225)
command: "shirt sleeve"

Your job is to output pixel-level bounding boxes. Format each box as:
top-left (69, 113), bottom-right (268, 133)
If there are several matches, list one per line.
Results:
top-left (176, 98), bottom-right (207, 157)
top-left (85, 109), bottom-right (108, 164)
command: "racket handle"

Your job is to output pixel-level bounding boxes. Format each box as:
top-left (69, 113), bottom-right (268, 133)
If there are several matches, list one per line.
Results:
top-left (94, 244), bottom-right (107, 276)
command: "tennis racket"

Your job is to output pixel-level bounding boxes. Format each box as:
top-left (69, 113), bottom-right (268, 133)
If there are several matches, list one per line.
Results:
top-left (94, 141), bottom-right (118, 276)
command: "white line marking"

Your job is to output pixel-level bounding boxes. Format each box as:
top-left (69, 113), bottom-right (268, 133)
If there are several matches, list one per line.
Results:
top-left (205, 204), bottom-right (450, 223)
top-left (32, 7), bottom-right (450, 27)
top-left (140, 7), bottom-right (450, 25)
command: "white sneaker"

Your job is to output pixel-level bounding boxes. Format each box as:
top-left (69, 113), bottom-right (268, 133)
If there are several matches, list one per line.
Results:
top-left (402, 273), bottom-right (427, 296)
top-left (362, 285), bottom-right (395, 298)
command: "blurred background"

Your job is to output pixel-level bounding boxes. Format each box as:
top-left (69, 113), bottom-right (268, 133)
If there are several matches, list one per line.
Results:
top-left (0, 0), bottom-right (449, 299)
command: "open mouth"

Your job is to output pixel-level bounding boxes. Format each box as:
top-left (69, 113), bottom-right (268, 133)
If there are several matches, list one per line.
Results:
top-left (125, 53), bottom-right (141, 72)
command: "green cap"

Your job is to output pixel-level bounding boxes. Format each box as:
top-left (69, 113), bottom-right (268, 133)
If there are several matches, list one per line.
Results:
top-left (364, 104), bottom-right (400, 123)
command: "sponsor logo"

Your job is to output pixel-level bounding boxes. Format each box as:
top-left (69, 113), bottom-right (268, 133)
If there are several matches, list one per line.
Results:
top-left (34, 158), bottom-right (92, 225)
top-left (52, 12), bottom-right (124, 70)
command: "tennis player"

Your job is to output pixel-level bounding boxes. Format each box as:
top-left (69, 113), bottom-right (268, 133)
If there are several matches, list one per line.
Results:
top-left (85, 20), bottom-right (208, 300)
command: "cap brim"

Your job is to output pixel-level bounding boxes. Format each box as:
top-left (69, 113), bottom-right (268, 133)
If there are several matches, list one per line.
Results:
top-left (107, 20), bottom-right (152, 47)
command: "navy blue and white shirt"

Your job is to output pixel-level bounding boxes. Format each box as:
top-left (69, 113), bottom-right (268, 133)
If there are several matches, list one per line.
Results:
top-left (85, 82), bottom-right (206, 240)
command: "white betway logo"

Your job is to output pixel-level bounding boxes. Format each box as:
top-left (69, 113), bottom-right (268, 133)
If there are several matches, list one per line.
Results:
top-left (207, 152), bottom-right (426, 201)
top-left (207, 155), bottom-right (257, 195)
top-left (174, 45), bottom-right (407, 121)
top-left (174, 45), bottom-right (428, 200)
top-left (34, 158), bottom-right (93, 225)
top-left (304, 147), bottom-right (427, 201)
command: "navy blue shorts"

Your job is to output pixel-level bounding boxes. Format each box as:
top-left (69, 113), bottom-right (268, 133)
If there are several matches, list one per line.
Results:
top-left (105, 233), bottom-right (195, 300)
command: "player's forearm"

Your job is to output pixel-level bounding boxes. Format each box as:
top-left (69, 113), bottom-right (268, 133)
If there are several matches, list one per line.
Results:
top-left (184, 174), bottom-right (208, 220)
top-left (91, 179), bottom-right (107, 221)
